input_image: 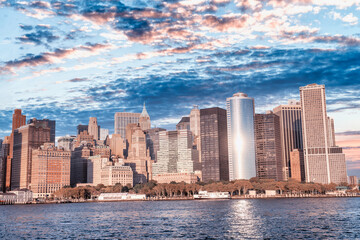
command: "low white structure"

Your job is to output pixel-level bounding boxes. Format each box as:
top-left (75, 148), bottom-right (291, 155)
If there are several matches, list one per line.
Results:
top-left (98, 193), bottom-right (146, 201)
top-left (9, 189), bottom-right (33, 204)
top-left (193, 191), bottom-right (230, 199)
top-left (248, 190), bottom-right (257, 196)
top-left (265, 190), bottom-right (276, 196)
top-left (0, 193), bottom-right (16, 204)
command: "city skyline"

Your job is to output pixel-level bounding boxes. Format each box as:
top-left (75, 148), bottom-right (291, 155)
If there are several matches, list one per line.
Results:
top-left (0, 1), bottom-right (359, 177)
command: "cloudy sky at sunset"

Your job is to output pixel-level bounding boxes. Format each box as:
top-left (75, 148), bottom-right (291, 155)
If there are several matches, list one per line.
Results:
top-left (0, 0), bottom-right (359, 176)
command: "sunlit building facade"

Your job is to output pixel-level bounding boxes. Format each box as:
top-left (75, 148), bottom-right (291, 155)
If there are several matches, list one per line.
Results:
top-left (300, 83), bottom-right (347, 184)
top-left (226, 92), bottom-right (256, 180)
top-left (114, 112), bottom-right (141, 140)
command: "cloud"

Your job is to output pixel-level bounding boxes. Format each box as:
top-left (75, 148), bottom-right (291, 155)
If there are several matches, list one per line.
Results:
top-left (0, 43), bottom-right (114, 74)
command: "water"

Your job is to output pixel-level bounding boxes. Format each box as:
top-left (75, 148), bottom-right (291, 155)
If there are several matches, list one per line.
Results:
top-left (1, 198), bottom-right (359, 239)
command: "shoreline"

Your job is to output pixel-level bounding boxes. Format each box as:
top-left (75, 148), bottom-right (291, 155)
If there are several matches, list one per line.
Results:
top-left (2, 194), bottom-right (359, 205)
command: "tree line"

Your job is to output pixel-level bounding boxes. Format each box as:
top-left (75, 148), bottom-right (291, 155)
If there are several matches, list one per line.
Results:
top-left (52, 178), bottom-right (358, 200)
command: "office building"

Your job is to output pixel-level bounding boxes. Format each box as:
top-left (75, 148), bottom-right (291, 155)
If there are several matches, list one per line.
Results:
top-left (110, 134), bottom-right (125, 158)
top-left (11, 122), bottom-right (51, 190)
top-left (28, 118), bottom-right (56, 143)
top-left (58, 135), bottom-right (76, 151)
top-left (273, 100), bottom-right (303, 180)
top-left (190, 105), bottom-right (201, 163)
top-left (145, 128), bottom-right (166, 162)
top-left (348, 176), bottom-right (358, 186)
top-left (176, 117), bottom-right (190, 130)
top-left (31, 143), bottom-right (71, 198)
top-left (88, 117), bottom-right (99, 140)
top-left (70, 145), bottom-right (92, 186)
top-left (153, 172), bottom-right (199, 184)
top-left (300, 83), bottom-right (347, 184)
top-left (139, 103), bottom-right (151, 131)
top-left (177, 129), bottom-right (199, 173)
top-left (124, 124), bottom-right (152, 185)
top-left (226, 92), bottom-right (256, 180)
top-left (254, 112), bottom-right (283, 181)
top-left (290, 149), bottom-right (305, 182)
top-left (77, 124), bottom-right (88, 135)
top-left (200, 107), bottom-right (228, 182)
top-left (114, 112), bottom-right (141, 140)
top-left (100, 128), bottom-right (109, 141)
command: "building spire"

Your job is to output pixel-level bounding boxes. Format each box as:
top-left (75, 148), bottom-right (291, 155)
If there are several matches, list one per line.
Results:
top-left (141, 102), bottom-right (149, 118)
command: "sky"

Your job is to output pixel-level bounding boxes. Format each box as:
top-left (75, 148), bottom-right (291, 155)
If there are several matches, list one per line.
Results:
top-left (0, 0), bottom-right (359, 176)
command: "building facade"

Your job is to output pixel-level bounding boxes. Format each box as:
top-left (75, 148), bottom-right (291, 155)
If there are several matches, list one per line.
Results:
top-left (176, 117), bottom-right (190, 131)
top-left (255, 112), bottom-right (283, 181)
top-left (57, 135), bottom-right (76, 151)
top-left (153, 172), bottom-right (199, 184)
top-left (200, 107), bottom-right (228, 182)
top-left (88, 117), bottom-right (99, 140)
top-left (31, 143), bottom-right (71, 198)
top-left (300, 83), bottom-right (347, 184)
top-left (114, 112), bottom-right (141, 140)
top-left (290, 149), bottom-right (305, 182)
top-left (11, 122), bottom-right (50, 190)
top-left (226, 92), bottom-right (256, 180)
top-left (27, 118), bottom-right (56, 143)
top-left (145, 128), bottom-right (166, 162)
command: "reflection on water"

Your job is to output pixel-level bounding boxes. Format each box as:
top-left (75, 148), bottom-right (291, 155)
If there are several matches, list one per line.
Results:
top-left (0, 198), bottom-right (359, 239)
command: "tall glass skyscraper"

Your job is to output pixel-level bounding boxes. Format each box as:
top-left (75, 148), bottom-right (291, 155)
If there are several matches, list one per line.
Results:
top-left (226, 92), bottom-right (256, 180)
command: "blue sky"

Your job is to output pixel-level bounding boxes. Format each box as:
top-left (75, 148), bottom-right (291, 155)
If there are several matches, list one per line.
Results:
top-left (0, 0), bottom-right (360, 175)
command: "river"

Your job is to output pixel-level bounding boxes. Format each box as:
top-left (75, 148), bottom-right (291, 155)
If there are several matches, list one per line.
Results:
top-left (1, 198), bottom-right (359, 239)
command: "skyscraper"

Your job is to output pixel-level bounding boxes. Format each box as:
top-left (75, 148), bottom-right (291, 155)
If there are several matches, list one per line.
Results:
top-left (145, 128), bottom-right (166, 162)
top-left (124, 124), bottom-right (152, 185)
top-left (177, 129), bottom-right (199, 173)
top-left (190, 105), bottom-right (201, 163)
top-left (200, 107), bottom-right (228, 182)
top-left (114, 112), bottom-right (141, 139)
top-left (27, 118), bottom-right (56, 143)
top-left (139, 103), bottom-right (151, 131)
top-left (31, 143), bottom-right (71, 198)
top-left (88, 117), bottom-right (99, 140)
top-left (99, 128), bottom-right (109, 141)
top-left (176, 117), bottom-right (190, 131)
top-left (11, 122), bottom-right (51, 190)
top-left (300, 83), bottom-right (347, 184)
top-left (273, 100), bottom-right (303, 180)
top-left (226, 92), bottom-right (256, 180)
top-left (254, 112), bottom-right (283, 181)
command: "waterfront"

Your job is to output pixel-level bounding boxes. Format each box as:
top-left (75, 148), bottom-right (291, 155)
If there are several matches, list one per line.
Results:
top-left (1, 198), bottom-right (359, 239)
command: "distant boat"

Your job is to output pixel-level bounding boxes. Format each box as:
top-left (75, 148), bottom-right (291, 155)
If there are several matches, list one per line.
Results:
top-left (193, 191), bottom-right (231, 199)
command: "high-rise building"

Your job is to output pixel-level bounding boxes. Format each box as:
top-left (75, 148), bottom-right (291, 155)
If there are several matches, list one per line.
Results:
top-left (176, 117), bottom-right (190, 131)
top-left (139, 103), bottom-right (151, 131)
top-left (77, 124), bottom-right (88, 135)
top-left (200, 107), bottom-right (228, 182)
top-left (70, 145), bottom-right (92, 186)
top-left (110, 134), bottom-right (125, 158)
top-left (27, 118), bottom-right (56, 143)
top-left (177, 129), bottom-right (199, 173)
top-left (0, 137), bottom-right (10, 192)
top-left (11, 122), bottom-right (51, 190)
top-left (99, 128), bottom-right (109, 141)
top-left (273, 100), bottom-right (303, 180)
top-left (190, 105), bottom-right (201, 163)
top-left (145, 128), bottom-right (166, 162)
top-left (12, 109), bottom-right (26, 132)
top-left (4, 109), bottom-right (27, 191)
top-left (114, 112), bottom-right (141, 139)
top-left (58, 135), bottom-right (76, 151)
top-left (124, 124), bottom-right (152, 185)
top-left (290, 149), bottom-right (305, 182)
top-left (31, 143), bottom-right (71, 198)
top-left (190, 105), bottom-right (201, 137)
top-left (300, 83), bottom-right (347, 184)
top-left (88, 117), bottom-right (99, 140)
top-left (254, 112), bottom-right (283, 181)
top-left (348, 176), bottom-right (358, 186)
top-left (153, 129), bottom-right (198, 179)
top-left (153, 131), bottom-right (178, 176)
top-left (226, 92), bottom-right (256, 180)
